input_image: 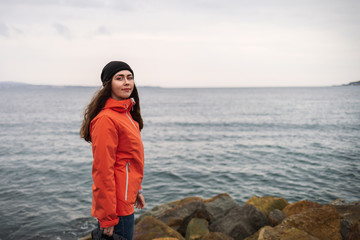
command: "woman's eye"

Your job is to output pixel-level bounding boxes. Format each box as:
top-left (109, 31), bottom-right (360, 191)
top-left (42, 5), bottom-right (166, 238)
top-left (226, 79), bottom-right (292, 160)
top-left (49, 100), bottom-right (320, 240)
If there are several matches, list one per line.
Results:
top-left (116, 77), bottom-right (123, 80)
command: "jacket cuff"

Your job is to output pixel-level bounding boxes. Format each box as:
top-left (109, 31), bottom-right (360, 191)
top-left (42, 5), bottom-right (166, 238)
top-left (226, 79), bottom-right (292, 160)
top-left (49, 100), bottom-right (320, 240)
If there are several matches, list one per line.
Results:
top-left (98, 217), bottom-right (119, 228)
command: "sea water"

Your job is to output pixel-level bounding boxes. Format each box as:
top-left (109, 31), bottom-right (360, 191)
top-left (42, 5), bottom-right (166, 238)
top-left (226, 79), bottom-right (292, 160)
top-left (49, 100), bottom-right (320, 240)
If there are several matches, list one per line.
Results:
top-left (0, 86), bottom-right (359, 239)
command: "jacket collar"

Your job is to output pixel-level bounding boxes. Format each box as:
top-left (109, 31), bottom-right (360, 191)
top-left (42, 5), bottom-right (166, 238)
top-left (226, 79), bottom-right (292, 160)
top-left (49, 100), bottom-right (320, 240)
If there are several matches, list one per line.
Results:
top-left (103, 97), bottom-right (135, 113)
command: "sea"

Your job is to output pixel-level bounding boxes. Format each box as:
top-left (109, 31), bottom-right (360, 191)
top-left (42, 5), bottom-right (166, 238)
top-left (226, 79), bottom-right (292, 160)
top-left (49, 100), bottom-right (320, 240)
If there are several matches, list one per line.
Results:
top-left (0, 85), bottom-right (359, 239)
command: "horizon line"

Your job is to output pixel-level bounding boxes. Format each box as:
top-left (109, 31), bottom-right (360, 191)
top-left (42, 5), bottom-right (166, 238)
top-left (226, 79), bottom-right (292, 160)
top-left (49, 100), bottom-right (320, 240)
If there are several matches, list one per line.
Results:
top-left (0, 81), bottom-right (353, 89)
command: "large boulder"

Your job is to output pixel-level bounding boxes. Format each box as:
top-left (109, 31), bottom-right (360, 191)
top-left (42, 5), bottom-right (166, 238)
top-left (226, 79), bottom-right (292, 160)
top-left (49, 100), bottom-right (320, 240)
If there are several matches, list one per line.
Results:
top-left (257, 225), bottom-right (320, 240)
top-left (201, 232), bottom-right (234, 240)
top-left (209, 204), bottom-right (269, 240)
top-left (134, 216), bottom-right (185, 240)
top-left (282, 200), bottom-right (323, 217)
top-left (153, 238), bottom-right (179, 240)
top-left (243, 231), bottom-right (259, 240)
top-left (245, 196), bottom-right (289, 216)
top-left (268, 209), bottom-right (286, 226)
top-left (330, 199), bottom-right (360, 240)
top-left (177, 202), bottom-right (212, 236)
top-left (282, 205), bottom-right (342, 240)
top-left (204, 193), bottom-right (240, 221)
top-left (348, 222), bottom-right (360, 240)
top-left (136, 197), bottom-right (203, 223)
top-left (136, 196), bottom-right (207, 232)
top-left (245, 203), bottom-right (343, 240)
top-left (185, 218), bottom-right (209, 240)
top-left (157, 199), bottom-right (208, 232)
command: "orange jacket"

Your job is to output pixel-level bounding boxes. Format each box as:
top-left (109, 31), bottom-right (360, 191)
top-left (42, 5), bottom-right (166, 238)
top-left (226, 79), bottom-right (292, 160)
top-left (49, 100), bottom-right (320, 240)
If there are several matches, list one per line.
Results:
top-left (90, 97), bottom-right (144, 228)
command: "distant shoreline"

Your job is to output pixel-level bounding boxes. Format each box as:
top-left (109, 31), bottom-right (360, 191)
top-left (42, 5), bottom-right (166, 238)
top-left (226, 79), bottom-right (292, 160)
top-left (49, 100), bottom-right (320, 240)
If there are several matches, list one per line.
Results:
top-left (341, 80), bottom-right (360, 86)
top-left (0, 81), bottom-right (359, 89)
top-left (0, 81), bottom-right (162, 89)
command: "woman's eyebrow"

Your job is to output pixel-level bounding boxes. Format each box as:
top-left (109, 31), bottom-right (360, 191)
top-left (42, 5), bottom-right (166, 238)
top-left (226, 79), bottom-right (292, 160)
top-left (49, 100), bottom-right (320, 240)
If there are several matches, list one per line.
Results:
top-left (115, 74), bottom-right (133, 77)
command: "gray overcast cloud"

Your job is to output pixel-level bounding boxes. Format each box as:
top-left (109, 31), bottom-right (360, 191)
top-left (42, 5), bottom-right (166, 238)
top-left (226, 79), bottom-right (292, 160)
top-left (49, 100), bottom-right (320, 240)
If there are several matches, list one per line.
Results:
top-left (0, 0), bottom-right (359, 87)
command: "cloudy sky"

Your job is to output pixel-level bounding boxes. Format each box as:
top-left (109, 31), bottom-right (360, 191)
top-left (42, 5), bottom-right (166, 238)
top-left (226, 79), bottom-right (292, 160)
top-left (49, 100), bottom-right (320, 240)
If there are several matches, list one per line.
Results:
top-left (0, 0), bottom-right (359, 87)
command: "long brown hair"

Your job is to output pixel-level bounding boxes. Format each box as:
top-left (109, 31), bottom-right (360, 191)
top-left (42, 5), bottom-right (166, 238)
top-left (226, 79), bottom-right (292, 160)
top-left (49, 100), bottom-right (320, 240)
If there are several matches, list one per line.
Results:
top-left (80, 82), bottom-right (143, 142)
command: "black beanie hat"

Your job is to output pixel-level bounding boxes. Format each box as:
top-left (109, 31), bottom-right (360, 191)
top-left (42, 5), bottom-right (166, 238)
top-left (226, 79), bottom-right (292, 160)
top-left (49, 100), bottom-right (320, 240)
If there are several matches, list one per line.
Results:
top-left (101, 61), bottom-right (134, 85)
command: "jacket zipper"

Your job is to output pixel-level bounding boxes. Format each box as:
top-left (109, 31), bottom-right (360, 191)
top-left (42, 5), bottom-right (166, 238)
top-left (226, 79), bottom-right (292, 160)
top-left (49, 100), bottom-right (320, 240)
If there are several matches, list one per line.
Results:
top-left (126, 98), bottom-right (141, 135)
top-left (126, 111), bottom-right (138, 131)
top-left (125, 162), bottom-right (130, 201)
top-left (124, 99), bottom-right (138, 201)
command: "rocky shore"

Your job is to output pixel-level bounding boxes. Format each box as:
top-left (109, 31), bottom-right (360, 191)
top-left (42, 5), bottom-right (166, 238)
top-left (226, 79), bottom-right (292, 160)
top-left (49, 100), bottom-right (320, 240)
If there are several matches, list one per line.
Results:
top-left (80, 193), bottom-right (360, 240)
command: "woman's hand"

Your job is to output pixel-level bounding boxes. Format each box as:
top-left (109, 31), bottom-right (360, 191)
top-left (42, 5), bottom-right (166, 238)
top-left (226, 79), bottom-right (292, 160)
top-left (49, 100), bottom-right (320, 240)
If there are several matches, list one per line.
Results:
top-left (100, 226), bottom-right (114, 237)
top-left (135, 193), bottom-right (145, 209)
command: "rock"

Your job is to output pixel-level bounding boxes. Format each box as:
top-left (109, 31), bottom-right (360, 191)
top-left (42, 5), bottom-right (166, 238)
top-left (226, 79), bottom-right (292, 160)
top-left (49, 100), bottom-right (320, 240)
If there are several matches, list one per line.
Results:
top-left (209, 204), bottom-right (269, 240)
top-left (177, 202), bottom-right (212, 236)
top-left (268, 209), bottom-right (286, 226)
top-left (153, 238), bottom-right (179, 240)
top-left (333, 203), bottom-right (360, 221)
top-left (78, 233), bottom-right (91, 240)
top-left (331, 200), bottom-right (360, 240)
top-left (245, 196), bottom-right (289, 216)
top-left (243, 225), bottom-right (318, 240)
top-left (204, 193), bottom-right (240, 221)
top-left (282, 200), bottom-right (323, 217)
top-left (136, 196), bottom-right (206, 232)
top-left (330, 199), bottom-right (360, 206)
top-left (329, 198), bottom-right (347, 206)
top-left (257, 225), bottom-right (320, 240)
top-left (335, 206), bottom-right (360, 240)
top-left (134, 216), bottom-right (185, 240)
top-left (341, 219), bottom-right (353, 240)
top-left (328, 200), bottom-right (360, 240)
top-left (157, 199), bottom-right (207, 232)
top-left (243, 231), bottom-right (259, 240)
top-left (330, 201), bottom-right (360, 239)
top-left (348, 221), bottom-right (360, 240)
top-left (282, 205), bottom-right (342, 240)
top-left (246, 201), bottom-right (345, 240)
top-left (185, 218), bottom-right (209, 240)
top-left (339, 214), bottom-right (360, 240)
top-left (136, 196), bottom-right (203, 224)
top-left (201, 232), bottom-right (234, 240)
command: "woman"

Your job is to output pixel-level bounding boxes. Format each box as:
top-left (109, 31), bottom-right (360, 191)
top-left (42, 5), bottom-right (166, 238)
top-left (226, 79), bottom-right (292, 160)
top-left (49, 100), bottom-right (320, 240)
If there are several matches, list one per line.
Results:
top-left (80, 61), bottom-right (145, 239)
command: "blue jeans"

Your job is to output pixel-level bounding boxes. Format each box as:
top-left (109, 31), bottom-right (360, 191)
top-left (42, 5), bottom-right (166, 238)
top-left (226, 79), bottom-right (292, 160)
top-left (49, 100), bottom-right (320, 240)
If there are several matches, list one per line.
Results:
top-left (98, 213), bottom-right (134, 240)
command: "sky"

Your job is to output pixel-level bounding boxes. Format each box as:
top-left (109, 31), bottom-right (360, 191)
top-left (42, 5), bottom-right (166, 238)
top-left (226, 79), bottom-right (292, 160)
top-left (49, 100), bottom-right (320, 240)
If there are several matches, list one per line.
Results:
top-left (0, 0), bottom-right (359, 88)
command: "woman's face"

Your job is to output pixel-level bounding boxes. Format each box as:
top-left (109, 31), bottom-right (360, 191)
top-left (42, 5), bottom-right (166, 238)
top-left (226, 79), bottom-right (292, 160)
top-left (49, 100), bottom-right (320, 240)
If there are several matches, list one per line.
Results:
top-left (111, 70), bottom-right (134, 100)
